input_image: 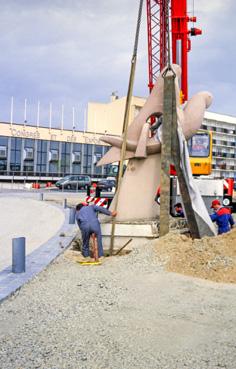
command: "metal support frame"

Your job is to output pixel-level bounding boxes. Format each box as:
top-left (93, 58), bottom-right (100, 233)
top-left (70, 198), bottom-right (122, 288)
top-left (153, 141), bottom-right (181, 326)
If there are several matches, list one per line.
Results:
top-left (146, 0), bottom-right (202, 101)
top-left (146, 0), bottom-right (168, 92)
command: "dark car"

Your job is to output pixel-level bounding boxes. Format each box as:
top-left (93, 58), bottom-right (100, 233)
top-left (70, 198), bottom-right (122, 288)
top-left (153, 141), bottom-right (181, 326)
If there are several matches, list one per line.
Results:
top-left (97, 179), bottom-right (116, 192)
top-left (55, 175), bottom-right (91, 190)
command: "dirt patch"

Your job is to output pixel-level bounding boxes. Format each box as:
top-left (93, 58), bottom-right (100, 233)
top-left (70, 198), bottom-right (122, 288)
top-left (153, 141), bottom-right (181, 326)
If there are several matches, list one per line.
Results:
top-left (155, 228), bottom-right (236, 283)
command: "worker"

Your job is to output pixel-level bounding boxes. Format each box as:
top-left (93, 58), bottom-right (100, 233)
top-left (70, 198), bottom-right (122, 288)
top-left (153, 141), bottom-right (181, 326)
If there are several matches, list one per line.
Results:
top-left (75, 203), bottom-right (117, 260)
top-left (210, 199), bottom-right (235, 235)
top-left (173, 202), bottom-right (185, 218)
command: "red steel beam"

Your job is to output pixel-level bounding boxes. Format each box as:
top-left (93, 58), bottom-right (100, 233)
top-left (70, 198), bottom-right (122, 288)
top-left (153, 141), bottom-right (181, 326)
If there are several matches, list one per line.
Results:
top-left (146, 0), bottom-right (168, 93)
top-left (147, 0), bottom-right (202, 102)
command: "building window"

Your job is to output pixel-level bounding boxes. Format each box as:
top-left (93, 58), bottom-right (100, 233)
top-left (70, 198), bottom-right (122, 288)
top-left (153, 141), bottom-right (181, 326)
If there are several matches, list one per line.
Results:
top-left (23, 161), bottom-right (34, 173)
top-left (83, 144), bottom-right (93, 175)
top-left (0, 137), bottom-right (7, 173)
top-left (23, 138), bottom-right (35, 173)
top-left (23, 147), bottom-right (34, 161)
top-left (49, 141), bottom-right (60, 174)
top-left (37, 140), bottom-right (47, 174)
top-left (93, 145), bottom-right (103, 175)
top-left (10, 137), bottom-right (22, 172)
top-left (103, 146), bottom-right (113, 176)
top-left (72, 143), bottom-right (81, 174)
top-left (61, 142), bottom-right (71, 175)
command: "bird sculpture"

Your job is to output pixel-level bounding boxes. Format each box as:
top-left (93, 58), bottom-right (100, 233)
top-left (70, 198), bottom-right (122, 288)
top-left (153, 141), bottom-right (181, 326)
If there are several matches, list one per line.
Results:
top-left (97, 65), bottom-right (213, 223)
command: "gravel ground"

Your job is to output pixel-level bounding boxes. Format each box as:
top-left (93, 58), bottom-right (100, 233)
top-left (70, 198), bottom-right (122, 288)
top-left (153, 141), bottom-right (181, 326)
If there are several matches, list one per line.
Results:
top-left (0, 241), bottom-right (236, 369)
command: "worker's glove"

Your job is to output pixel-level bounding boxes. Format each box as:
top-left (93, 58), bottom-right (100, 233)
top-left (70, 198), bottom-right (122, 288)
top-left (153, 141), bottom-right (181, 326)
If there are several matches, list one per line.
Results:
top-left (111, 211), bottom-right (117, 217)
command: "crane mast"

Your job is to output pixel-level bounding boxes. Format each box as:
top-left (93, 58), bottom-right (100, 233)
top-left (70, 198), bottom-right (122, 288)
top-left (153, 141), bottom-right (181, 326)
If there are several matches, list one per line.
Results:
top-left (146, 0), bottom-right (202, 102)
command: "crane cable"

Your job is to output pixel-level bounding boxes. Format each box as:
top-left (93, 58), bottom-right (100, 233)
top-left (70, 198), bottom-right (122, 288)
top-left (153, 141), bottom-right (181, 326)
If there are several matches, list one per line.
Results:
top-left (162, 0), bottom-right (175, 78)
top-left (109, 0), bottom-right (144, 256)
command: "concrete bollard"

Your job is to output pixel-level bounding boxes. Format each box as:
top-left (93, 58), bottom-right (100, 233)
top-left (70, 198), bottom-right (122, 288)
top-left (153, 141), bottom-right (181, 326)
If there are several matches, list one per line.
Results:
top-left (39, 192), bottom-right (44, 201)
top-left (69, 207), bottom-right (76, 224)
top-left (63, 199), bottom-right (67, 208)
top-left (12, 237), bottom-right (26, 273)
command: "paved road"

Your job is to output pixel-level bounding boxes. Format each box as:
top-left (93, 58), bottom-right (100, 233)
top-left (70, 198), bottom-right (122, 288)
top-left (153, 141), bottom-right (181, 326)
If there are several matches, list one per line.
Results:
top-left (0, 196), bottom-right (65, 271)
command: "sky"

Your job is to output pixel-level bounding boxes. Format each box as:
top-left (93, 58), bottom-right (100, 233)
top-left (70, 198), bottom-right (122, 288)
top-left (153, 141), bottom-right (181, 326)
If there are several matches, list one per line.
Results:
top-left (0, 0), bottom-right (235, 131)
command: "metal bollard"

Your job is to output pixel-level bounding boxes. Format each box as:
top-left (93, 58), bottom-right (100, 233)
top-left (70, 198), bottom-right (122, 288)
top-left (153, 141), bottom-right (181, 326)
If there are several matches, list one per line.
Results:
top-left (95, 187), bottom-right (101, 198)
top-left (63, 199), bottom-right (67, 208)
top-left (12, 237), bottom-right (26, 273)
top-left (69, 207), bottom-right (76, 224)
top-left (39, 192), bottom-right (44, 201)
top-left (86, 185), bottom-right (91, 196)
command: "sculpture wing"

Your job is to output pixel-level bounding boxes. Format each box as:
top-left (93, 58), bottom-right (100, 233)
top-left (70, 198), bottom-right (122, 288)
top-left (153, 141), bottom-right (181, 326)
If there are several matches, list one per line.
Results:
top-left (97, 146), bottom-right (135, 166)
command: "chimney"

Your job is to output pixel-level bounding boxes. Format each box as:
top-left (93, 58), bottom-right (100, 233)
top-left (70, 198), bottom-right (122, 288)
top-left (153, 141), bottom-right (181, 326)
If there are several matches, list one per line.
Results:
top-left (110, 91), bottom-right (119, 102)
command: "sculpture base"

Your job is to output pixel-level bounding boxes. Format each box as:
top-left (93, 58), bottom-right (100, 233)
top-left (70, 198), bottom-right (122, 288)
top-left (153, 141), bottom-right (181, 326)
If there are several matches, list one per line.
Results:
top-left (100, 217), bottom-right (189, 250)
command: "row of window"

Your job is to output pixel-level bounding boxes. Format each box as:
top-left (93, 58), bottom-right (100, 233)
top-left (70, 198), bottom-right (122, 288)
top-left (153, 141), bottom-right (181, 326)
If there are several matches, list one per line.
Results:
top-left (212, 139), bottom-right (236, 147)
top-left (212, 164), bottom-right (236, 171)
top-left (0, 136), bottom-right (109, 177)
top-left (203, 123), bottom-right (236, 135)
top-left (213, 152), bottom-right (236, 159)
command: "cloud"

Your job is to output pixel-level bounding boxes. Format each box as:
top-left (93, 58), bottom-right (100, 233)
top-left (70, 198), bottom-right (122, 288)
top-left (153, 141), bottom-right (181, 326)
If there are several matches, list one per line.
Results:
top-left (0, 0), bottom-right (235, 131)
top-left (0, 0), bottom-right (147, 129)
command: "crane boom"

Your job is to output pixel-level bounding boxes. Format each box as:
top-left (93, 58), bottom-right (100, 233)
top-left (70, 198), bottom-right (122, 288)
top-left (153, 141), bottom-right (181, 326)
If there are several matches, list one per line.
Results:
top-left (146, 0), bottom-right (202, 101)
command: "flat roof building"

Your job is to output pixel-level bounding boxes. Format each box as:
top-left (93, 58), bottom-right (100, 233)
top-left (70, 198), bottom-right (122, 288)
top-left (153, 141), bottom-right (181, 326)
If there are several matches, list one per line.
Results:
top-left (0, 122), bottom-right (111, 181)
top-left (0, 95), bottom-right (235, 181)
top-left (202, 112), bottom-right (236, 179)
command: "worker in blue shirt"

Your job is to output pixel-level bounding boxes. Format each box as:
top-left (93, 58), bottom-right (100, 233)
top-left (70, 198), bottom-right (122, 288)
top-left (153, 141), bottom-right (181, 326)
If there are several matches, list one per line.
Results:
top-left (75, 203), bottom-right (117, 260)
top-left (210, 199), bottom-right (235, 235)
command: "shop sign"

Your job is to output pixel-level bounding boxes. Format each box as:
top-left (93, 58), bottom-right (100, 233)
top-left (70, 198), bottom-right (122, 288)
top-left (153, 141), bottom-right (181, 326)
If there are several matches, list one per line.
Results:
top-left (10, 128), bottom-right (40, 139)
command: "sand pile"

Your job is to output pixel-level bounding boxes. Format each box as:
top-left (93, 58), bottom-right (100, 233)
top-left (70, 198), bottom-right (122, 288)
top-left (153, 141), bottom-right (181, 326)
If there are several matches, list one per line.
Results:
top-left (155, 228), bottom-right (236, 283)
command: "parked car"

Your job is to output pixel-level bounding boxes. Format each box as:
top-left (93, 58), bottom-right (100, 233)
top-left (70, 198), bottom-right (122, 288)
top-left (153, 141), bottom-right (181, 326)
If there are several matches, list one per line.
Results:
top-left (55, 175), bottom-right (91, 190)
top-left (97, 179), bottom-right (116, 192)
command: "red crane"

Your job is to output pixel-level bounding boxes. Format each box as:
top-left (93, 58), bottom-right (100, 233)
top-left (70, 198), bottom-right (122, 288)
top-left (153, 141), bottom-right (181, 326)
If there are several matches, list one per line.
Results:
top-left (146, 0), bottom-right (202, 102)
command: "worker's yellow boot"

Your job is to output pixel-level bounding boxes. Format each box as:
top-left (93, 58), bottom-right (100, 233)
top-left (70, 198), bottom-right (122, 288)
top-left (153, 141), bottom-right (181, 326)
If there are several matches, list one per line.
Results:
top-left (77, 255), bottom-right (92, 262)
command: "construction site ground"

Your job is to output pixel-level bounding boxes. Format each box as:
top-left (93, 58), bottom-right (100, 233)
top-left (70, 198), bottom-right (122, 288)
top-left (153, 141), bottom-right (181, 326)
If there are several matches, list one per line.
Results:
top-left (155, 227), bottom-right (236, 283)
top-left (0, 231), bottom-right (236, 369)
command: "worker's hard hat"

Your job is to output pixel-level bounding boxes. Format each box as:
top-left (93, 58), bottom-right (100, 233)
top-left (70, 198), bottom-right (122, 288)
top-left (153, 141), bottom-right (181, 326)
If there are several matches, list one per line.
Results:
top-left (211, 199), bottom-right (221, 208)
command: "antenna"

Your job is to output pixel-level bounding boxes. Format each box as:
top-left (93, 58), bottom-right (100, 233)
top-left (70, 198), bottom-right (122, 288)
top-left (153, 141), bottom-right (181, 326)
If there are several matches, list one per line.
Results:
top-left (10, 96), bottom-right (13, 127)
top-left (49, 102), bottom-right (52, 131)
top-left (24, 98), bottom-right (27, 126)
top-left (72, 106), bottom-right (75, 131)
top-left (37, 101), bottom-right (40, 129)
top-left (61, 104), bottom-right (64, 132)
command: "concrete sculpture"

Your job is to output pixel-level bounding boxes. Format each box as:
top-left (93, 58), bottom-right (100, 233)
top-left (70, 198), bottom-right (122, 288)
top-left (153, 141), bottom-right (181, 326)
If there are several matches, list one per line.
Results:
top-left (97, 64), bottom-right (213, 223)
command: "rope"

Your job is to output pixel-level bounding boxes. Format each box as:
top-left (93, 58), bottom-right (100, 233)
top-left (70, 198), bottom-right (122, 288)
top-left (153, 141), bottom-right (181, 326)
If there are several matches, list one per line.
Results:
top-left (162, 0), bottom-right (176, 78)
top-left (109, 0), bottom-right (144, 255)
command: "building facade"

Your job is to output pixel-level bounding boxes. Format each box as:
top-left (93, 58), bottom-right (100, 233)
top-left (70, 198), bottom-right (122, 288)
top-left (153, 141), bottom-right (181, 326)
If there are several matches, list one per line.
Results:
top-left (203, 112), bottom-right (236, 179)
top-left (87, 94), bottom-right (146, 135)
top-left (0, 122), bottom-right (112, 180)
top-left (0, 97), bottom-right (235, 181)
